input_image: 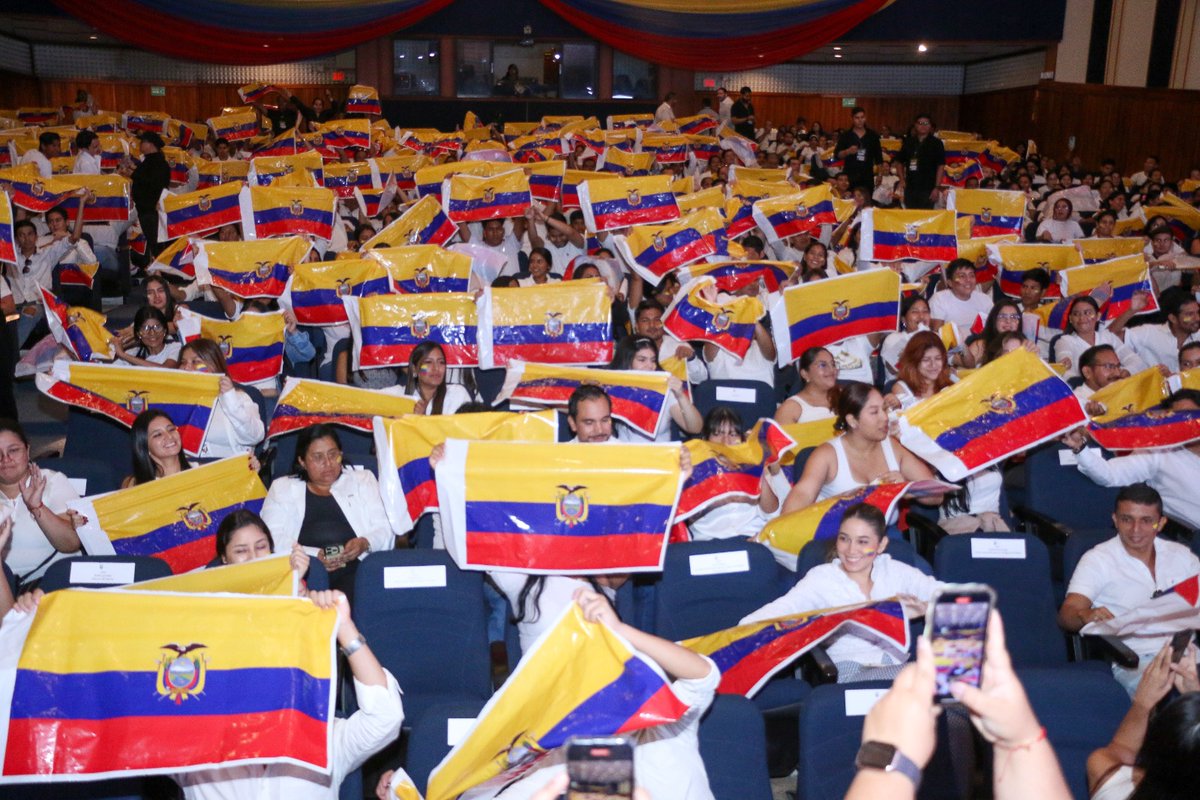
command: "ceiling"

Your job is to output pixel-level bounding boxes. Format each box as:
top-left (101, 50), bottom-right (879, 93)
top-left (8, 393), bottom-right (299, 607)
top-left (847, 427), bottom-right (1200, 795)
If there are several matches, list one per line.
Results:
top-left (0, 12), bottom-right (118, 45)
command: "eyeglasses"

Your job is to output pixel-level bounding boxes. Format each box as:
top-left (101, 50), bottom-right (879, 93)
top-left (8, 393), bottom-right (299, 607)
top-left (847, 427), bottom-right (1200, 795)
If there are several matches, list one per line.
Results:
top-left (0, 446), bottom-right (27, 462)
top-left (1092, 362), bottom-right (1122, 371)
top-left (306, 451), bottom-right (343, 466)
top-left (997, 313), bottom-right (1021, 321)
top-left (139, 323), bottom-right (164, 333)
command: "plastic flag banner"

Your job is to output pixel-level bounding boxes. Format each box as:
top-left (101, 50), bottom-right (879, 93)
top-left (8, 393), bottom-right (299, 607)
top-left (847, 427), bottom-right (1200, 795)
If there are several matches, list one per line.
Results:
top-left (40, 287), bottom-right (111, 362)
top-left (366, 245), bottom-right (472, 294)
top-left (1081, 575), bottom-right (1200, 638)
top-left (677, 419), bottom-right (794, 522)
top-left (322, 161), bottom-right (373, 200)
top-left (680, 260), bottom-right (796, 294)
top-left (607, 113), bottom-right (654, 130)
top-left (860, 208), bottom-right (958, 262)
top-left (363, 195), bottom-right (457, 249)
top-left (523, 159), bottom-right (566, 204)
top-left (267, 377), bottom-right (416, 438)
top-left (956, 234), bottom-right (1018, 274)
top-left (947, 189), bottom-right (1027, 237)
top-left (0, 190), bottom-right (14, 264)
top-left (58, 174), bottom-right (131, 223)
top-left (148, 236), bottom-right (197, 280)
top-left (316, 118), bottom-right (371, 151)
top-left (414, 161), bottom-right (500, 200)
top-left (237, 82), bottom-right (273, 104)
top-left (898, 348), bottom-right (1086, 481)
top-left (371, 154), bottom-right (429, 193)
top-left (442, 168), bottom-right (532, 223)
top-left (769, 269), bottom-right (900, 367)
top-left (1073, 237), bottom-right (1145, 264)
top-left (435, 439), bottom-right (682, 574)
top-left (184, 311), bottom-right (285, 385)
top-left (354, 174), bottom-right (398, 219)
top-left (1086, 369), bottom-right (1200, 450)
top-left (284, 257), bottom-right (392, 326)
top-left (598, 147), bottom-right (655, 177)
top-left (1059, 255), bottom-right (1158, 321)
top-left (479, 281), bottom-right (613, 369)
top-left (195, 159), bottom-right (250, 190)
top-left (344, 292), bottom-right (479, 370)
top-left (751, 185), bottom-right (838, 243)
top-left (724, 179), bottom-right (795, 239)
top-left (121, 111), bottom-right (170, 135)
top-left (676, 186), bottom-right (726, 216)
top-left (193, 236), bottom-right (310, 299)
top-left (561, 169), bottom-right (617, 210)
top-left (577, 175), bottom-right (679, 232)
top-left (158, 181), bottom-right (243, 239)
top-left (664, 277), bottom-right (764, 358)
top-left (987, 242), bottom-right (1083, 298)
top-left (373, 411), bottom-right (558, 532)
top-left (206, 111), bottom-right (258, 143)
top-left (0, 165), bottom-right (74, 213)
top-left (495, 360), bottom-right (671, 439)
top-left (611, 208), bottom-right (725, 283)
top-left (239, 185), bottom-right (336, 241)
top-left (248, 152), bottom-right (324, 187)
top-left (345, 84), bottom-right (382, 116)
top-left (124, 553), bottom-right (298, 597)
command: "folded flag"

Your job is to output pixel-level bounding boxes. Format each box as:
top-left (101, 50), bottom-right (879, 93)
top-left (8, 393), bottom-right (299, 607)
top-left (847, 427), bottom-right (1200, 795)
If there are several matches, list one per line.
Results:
top-left (40, 287), bottom-right (111, 362)
top-left (941, 159), bottom-right (983, 188)
top-left (364, 195), bottom-right (458, 249)
top-left (981, 143), bottom-right (1021, 173)
top-left (751, 185), bottom-right (838, 243)
top-left (97, 133), bottom-right (130, 171)
top-left (435, 438), bottom-right (681, 574)
top-left (677, 419), bottom-right (793, 522)
top-left (941, 138), bottom-right (989, 166)
top-left (193, 236), bottom-right (309, 299)
top-left (206, 111), bottom-right (258, 143)
top-left (860, 208), bottom-right (958, 262)
top-left (121, 110), bottom-right (169, 135)
top-left (480, 281), bottom-right (613, 369)
top-left (148, 236), bottom-right (196, 280)
top-left (725, 179), bottom-right (795, 238)
top-left (283, 256), bottom-right (391, 326)
top-left (948, 189), bottom-right (1027, 237)
top-left (495, 360), bottom-right (671, 439)
top-left (357, 174), bottom-right (399, 219)
top-left (425, 603), bottom-right (687, 800)
top-left (345, 292), bottom-right (479, 370)
top-left (124, 552), bottom-right (297, 596)
top-left (267, 377), bottom-right (415, 438)
top-left (1073, 237), bottom-right (1145, 264)
top-left (195, 159), bottom-right (250, 189)
top-left (317, 118), bottom-right (371, 151)
top-left (664, 277), bottom-right (764, 359)
top-left (1086, 368), bottom-right (1200, 450)
top-left (181, 311), bottom-right (285, 386)
top-left (781, 418), bottom-right (839, 456)
top-left (16, 107), bottom-right (60, 125)
top-left (365, 244), bottom-right (472, 294)
top-left (249, 127), bottom-right (300, 159)
top-left (442, 167), bottom-right (532, 223)
top-left (373, 411), bottom-right (558, 532)
top-left (769, 269), bottom-right (900, 368)
top-left (239, 184), bottom-right (336, 241)
top-left (957, 233), bottom-right (1019, 274)
top-left (36, 362), bottom-right (220, 455)
top-left (0, 165), bottom-right (74, 213)
top-left (673, 114), bottom-right (719, 136)
top-left (682, 600), bottom-right (908, 696)
top-left (1059, 255), bottom-right (1158, 321)
top-left (578, 174), bottom-right (679, 232)
top-left (680, 260), bottom-right (796, 294)
top-left (611, 208), bottom-right (725, 283)
top-left (898, 347), bottom-right (1086, 480)
top-left (158, 181), bottom-right (243, 239)
top-left (0, 587), bottom-right (334, 780)
top-left (1088, 367), bottom-right (1169, 423)
top-left (345, 84), bottom-right (382, 116)
top-left (237, 82), bottom-right (273, 104)
top-left (523, 159), bottom-right (566, 203)
top-left (249, 152), bottom-right (324, 187)
top-left (987, 242), bottom-right (1083, 298)
top-left (322, 161), bottom-right (373, 199)
top-left (1082, 573), bottom-right (1200, 638)
top-left (1149, 193), bottom-right (1200, 242)
top-left (0, 190), bottom-right (14, 264)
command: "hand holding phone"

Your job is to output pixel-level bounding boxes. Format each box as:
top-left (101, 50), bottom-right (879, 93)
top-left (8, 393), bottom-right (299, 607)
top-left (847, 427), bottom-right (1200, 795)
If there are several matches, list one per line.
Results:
top-left (566, 736), bottom-right (633, 800)
top-left (926, 584), bottom-right (995, 703)
top-left (1170, 630), bottom-right (1194, 664)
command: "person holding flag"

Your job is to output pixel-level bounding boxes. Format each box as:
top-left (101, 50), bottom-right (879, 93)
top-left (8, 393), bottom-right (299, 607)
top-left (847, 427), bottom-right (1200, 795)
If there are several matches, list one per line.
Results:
top-left (1054, 295), bottom-right (1147, 380)
top-left (687, 407), bottom-right (781, 542)
top-left (176, 338), bottom-right (265, 459)
top-left (609, 335), bottom-right (701, 442)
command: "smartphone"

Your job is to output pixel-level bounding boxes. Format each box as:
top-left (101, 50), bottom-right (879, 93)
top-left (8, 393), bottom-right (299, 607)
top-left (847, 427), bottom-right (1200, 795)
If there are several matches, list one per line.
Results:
top-left (323, 544), bottom-right (344, 558)
top-left (1170, 630), bottom-right (1194, 663)
top-left (565, 736), bottom-right (634, 800)
top-left (926, 583), bottom-right (996, 703)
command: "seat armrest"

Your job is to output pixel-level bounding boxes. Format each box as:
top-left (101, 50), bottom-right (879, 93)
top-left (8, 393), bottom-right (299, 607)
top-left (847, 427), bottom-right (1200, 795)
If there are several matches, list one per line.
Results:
top-left (1077, 633), bottom-right (1140, 670)
top-left (799, 646), bottom-right (838, 685)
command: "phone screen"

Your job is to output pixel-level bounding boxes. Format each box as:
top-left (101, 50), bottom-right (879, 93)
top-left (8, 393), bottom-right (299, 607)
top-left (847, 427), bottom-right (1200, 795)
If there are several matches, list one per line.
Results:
top-left (566, 737), bottom-right (634, 800)
top-left (929, 590), bottom-right (991, 700)
top-left (1170, 630), bottom-right (1193, 663)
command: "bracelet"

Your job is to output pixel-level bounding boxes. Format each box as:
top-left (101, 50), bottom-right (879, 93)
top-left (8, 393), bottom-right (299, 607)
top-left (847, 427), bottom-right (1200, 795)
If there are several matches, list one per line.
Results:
top-left (26, 502), bottom-right (43, 513)
top-left (339, 634), bottom-right (367, 658)
top-left (995, 726), bottom-right (1046, 751)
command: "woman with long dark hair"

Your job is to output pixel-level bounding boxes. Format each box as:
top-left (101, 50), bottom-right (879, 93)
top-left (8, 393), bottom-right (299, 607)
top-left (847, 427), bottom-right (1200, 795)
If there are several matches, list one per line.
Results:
top-left (123, 409), bottom-right (190, 488)
top-left (401, 341), bottom-right (474, 415)
top-left (176, 338), bottom-right (265, 458)
top-left (113, 306), bottom-right (181, 368)
top-left (608, 335), bottom-right (701, 441)
top-left (775, 346), bottom-right (839, 424)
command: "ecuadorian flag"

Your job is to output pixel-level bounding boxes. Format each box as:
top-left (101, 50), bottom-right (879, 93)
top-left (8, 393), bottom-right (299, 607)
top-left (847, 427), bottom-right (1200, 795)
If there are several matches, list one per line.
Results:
top-left (364, 195), bottom-right (458, 249)
top-left (562, 169), bottom-right (617, 210)
top-left (948, 189), bottom-right (1027, 237)
top-left (678, 419), bottom-right (794, 522)
top-left (495, 360), bottom-right (671, 439)
top-left (206, 111), bottom-right (258, 143)
top-left (578, 174), bottom-right (679, 233)
top-left (239, 185), bottom-right (336, 241)
top-left (285, 257), bottom-right (393, 326)
top-left (1086, 368), bottom-right (1200, 450)
top-left (607, 113), bottom-right (654, 130)
top-left (249, 152), bottom-right (324, 188)
top-left (193, 236), bottom-right (310, 299)
top-left (680, 260), bottom-right (796, 294)
top-left (191, 311), bottom-right (286, 386)
top-left (237, 82), bottom-right (273, 104)
top-left (442, 167), bottom-right (532, 223)
top-left (158, 181), bottom-right (243, 239)
top-left (639, 134), bottom-right (690, 165)
top-left (0, 190), bottom-right (14, 264)
top-left (523, 159), bottom-right (566, 203)
top-left (195, 159), bottom-right (250, 190)
top-left (148, 236), bottom-right (196, 281)
top-left (480, 281), bottom-right (613, 369)
top-left (987, 242), bottom-right (1083, 298)
top-left (322, 162), bottom-right (373, 199)
top-left (345, 292), bottom-right (479, 370)
top-left (0, 166), bottom-right (74, 213)
top-left (612, 208), bottom-right (725, 283)
top-left (1059, 255), bottom-right (1158, 321)
top-left (725, 179), bottom-right (795, 239)
top-left (253, 128), bottom-right (300, 159)
top-left (58, 175), bottom-right (131, 223)
top-left (860, 208), bottom-right (958, 262)
top-left (898, 347), bottom-right (1086, 481)
top-left (769, 269), bottom-right (900, 367)
top-left (371, 153), bottom-right (429, 193)
top-left (36, 362), bottom-right (219, 456)
top-left (751, 185), bottom-right (838, 243)
top-left (683, 601), bottom-right (908, 696)
top-left (121, 111), bottom-right (169, 135)
top-left (414, 161), bottom-right (499, 200)
top-left (426, 603), bottom-right (687, 800)
top-left (435, 439), bottom-right (682, 574)
top-left (0, 588), bottom-right (335, 779)
top-left (317, 118), bottom-right (371, 151)
top-left (373, 411), bottom-right (558, 532)
top-left (40, 288), bottom-right (111, 362)
top-left (124, 553), bottom-right (298, 597)
top-left (677, 186), bottom-right (726, 216)
top-left (345, 84), bottom-right (382, 116)
top-left (365, 245), bottom-right (472, 294)
top-left (267, 377), bottom-right (416, 439)
top-left (1073, 237), bottom-right (1145, 264)
top-left (664, 277), bottom-right (764, 359)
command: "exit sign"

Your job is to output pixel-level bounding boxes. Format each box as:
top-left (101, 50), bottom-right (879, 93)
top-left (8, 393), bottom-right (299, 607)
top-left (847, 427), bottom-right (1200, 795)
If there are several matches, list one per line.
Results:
top-left (841, 97), bottom-right (856, 107)
top-left (150, 86), bottom-right (166, 97)
top-left (332, 70), bottom-right (346, 82)
top-left (702, 77), bottom-right (716, 88)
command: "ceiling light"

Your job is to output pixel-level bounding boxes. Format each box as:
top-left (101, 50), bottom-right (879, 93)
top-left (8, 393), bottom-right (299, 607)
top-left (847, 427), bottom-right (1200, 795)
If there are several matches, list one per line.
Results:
top-left (88, 35), bottom-right (97, 40)
top-left (833, 46), bottom-right (842, 51)
top-left (834, 54), bottom-right (842, 59)
top-left (918, 43), bottom-right (928, 53)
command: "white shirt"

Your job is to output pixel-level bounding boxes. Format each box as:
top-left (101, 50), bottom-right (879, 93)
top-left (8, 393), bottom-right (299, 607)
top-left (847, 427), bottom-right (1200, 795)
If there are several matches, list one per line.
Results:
top-left (718, 97), bottom-right (734, 126)
top-left (2, 468), bottom-right (81, 582)
top-left (140, 341), bottom-right (182, 365)
top-left (660, 334), bottom-right (708, 384)
top-left (261, 469), bottom-right (397, 556)
top-left (1090, 765), bottom-right (1135, 800)
top-left (782, 393), bottom-right (834, 423)
top-left (705, 339), bottom-right (775, 387)
top-left (1067, 535), bottom-right (1200, 658)
top-left (176, 672), bottom-right (404, 800)
top-left (37, 234), bottom-right (96, 267)
top-left (819, 435), bottom-right (900, 501)
top-left (490, 573), bottom-right (616, 655)
top-left (741, 554), bottom-right (941, 666)
top-left (72, 150), bottom-right (102, 175)
top-left (468, 228), bottom-right (524, 277)
top-left (399, 383), bottom-right (473, 416)
top-left (19, 149), bottom-right (53, 178)
top-left (688, 501), bottom-right (770, 541)
top-left (543, 238), bottom-right (584, 275)
top-left (1125, 323), bottom-right (1200, 373)
top-left (8, 238), bottom-right (73, 305)
top-left (1055, 328), bottom-right (1147, 380)
top-left (1036, 218), bottom-right (1085, 243)
top-left (655, 102), bottom-right (676, 123)
top-left (1077, 447), bottom-right (1200, 529)
top-left (198, 388), bottom-right (265, 459)
top-left (929, 289), bottom-right (993, 328)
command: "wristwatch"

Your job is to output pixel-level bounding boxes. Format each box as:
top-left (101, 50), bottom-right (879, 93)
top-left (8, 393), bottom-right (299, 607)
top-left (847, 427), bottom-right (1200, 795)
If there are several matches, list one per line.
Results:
top-left (855, 741), bottom-right (922, 789)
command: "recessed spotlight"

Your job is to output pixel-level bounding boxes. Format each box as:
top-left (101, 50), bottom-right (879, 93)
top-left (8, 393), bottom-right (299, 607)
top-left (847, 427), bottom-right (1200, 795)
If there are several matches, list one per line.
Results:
top-left (88, 35), bottom-right (97, 40)
top-left (834, 54), bottom-right (842, 59)
top-left (833, 46), bottom-right (842, 51)
top-left (918, 43), bottom-right (928, 53)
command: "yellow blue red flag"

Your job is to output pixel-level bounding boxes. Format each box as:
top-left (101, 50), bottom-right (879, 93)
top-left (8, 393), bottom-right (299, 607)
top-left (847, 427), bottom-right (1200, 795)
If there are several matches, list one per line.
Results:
top-left (195, 158), bottom-right (250, 190)
top-left (948, 188), bottom-right (1027, 237)
top-left (678, 419), bottom-right (795, 522)
top-left (0, 165), bottom-right (74, 213)
top-left (1059, 255), bottom-right (1158, 321)
top-left (986, 241), bottom-right (1083, 297)
top-left (285, 257), bottom-right (393, 326)
top-left (206, 111), bottom-right (258, 143)
top-left (121, 110), bottom-right (169, 135)
top-left (193, 236), bottom-right (310, 299)
top-left (611, 208), bottom-right (725, 282)
top-left (425, 603), bottom-right (687, 800)
top-left (769, 269), bottom-right (900, 367)
top-left (0, 190), bottom-right (15, 264)
top-left (187, 311), bottom-right (285, 385)
top-left (725, 178), bottom-right (795, 238)
top-left (345, 84), bottom-right (382, 116)
top-left (36, 362), bottom-right (220, 455)
top-left (0, 588), bottom-right (335, 780)
top-left (414, 161), bottom-right (500, 200)
top-left (442, 167), bottom-right (532, 223)
top-left (365, 195), bottom-right (458, 249)
top-left (40, 287), bottom-right (111, 362)
top-left (751, 185), bottom-right (838, 243)
top-left (1073, 237), bottom-right (1145, 264)
top-left (682, 600), bottom-right (908, 696)
top-left (371, 153), bottom-right (429, 193)
top-left (239, 184), bottom-right (336, 241)
top-left (578, 174), bottom-right (679, 232)
top-left (237, 82), bottom-right (273, 104)
top-left (252, 127), bottom-right (300, 159)
top-left (15, 107), bottom-right (60, 125)
top-left (317, 118), bottom-right (371, 151)
top-left (57, 174), bottom-right (131, 223)
top-left (249, 152), bottom-right (324, 187)
top-left (561, 169), bottom-right (618, 209)
top-left (71, 455), bottom-right (267, 573)
top-left (860, 208), bottom-right (958, 262)
top-left (1086, 368), bottom-right (1200, 450)
top-left (345, 292), bottom-right (479, 369)
top-left (495, 360), bottom-right (671, 439)
top-left (673, 114), bottom-right (719, 136)
top-left (435, 439), bottom-right (682, 574)
top-left (664, 277), bottom-right (765, 358)
top-left (522, 159), bottom-right (566, 203)
top-left (598, 147), bottom-right (655, 177)
top-left (680, 259), bottom-right (796, 294)
top-left (639, 133), bottom-right (691, 165)
top-left (941, 159), bottom-right (983, 188)
top-left (676, 186), bottom-right (726, 216)
top-left (268, 377), bottom-right (416, 438)
top-left (322, 161), bottom-right (374, 199)
top-left (365, 245), bottom-right (473, 294)
top-left (373, 411), bottom-right (558, 531)
top-left (480, 281), bottom-right (613, 368)
top-left (607, 113), bottom-right (654, 130)
top-left (125, 553), bottom-right (298, 596)
top-left (158, 180), bottom-right (243, 239)
top-left (898, 348), bottom-right (1086, 480)
top-left (148, 236), bottom-right (197, 280)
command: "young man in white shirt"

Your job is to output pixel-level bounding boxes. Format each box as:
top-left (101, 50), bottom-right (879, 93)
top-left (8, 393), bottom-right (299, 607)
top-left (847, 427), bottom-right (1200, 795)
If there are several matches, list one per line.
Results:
top-left (929, 258), bottom-right (994, 329)
top-left (18, 132), bottom-right (60, 178)
top-left (7, 199), bottom-right (88, 345)
top-left (524, 206), bottom-right (584, 275)
top-left (460, 218), bottom-right (528, 278)
top-left (71, 130), bottom-right (103, 175)
top-left (1113, 288), bottom-right (1200, 373)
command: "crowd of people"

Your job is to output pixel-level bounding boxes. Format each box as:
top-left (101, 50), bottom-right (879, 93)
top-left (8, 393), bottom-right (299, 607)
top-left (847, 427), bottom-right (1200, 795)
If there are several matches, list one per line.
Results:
top-left (2, 82), bottom-right (1200, 799)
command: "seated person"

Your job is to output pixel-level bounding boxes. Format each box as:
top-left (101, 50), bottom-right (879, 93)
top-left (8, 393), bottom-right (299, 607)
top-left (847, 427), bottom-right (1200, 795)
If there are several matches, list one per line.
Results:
top-left (213, 507), bottom-right (309, 575)
top-left (775, 347), bottom-right (838, 424)
top-left (1057, 484), bottom-right (1200, 696)
top-left (177, 338), bottom-right (265, 458)
top-left (928, 259), bottom-right (993, 329)
top-left (1074, 344), bottom-right (1124, 413)
top-left (687, 407), bottom-right (779, 541)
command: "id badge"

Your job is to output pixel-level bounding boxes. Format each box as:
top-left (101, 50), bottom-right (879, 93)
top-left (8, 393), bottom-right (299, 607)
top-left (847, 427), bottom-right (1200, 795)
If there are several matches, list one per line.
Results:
top-left (857, 150), bottom-right (866, 162)
top-left (908, 158), bottom-right (918, 171)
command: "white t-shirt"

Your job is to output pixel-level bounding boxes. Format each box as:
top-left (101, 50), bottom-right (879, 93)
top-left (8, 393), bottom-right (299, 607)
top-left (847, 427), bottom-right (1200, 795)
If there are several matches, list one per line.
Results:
top-left (1077, 446), bottom-right (1200, 530)
top-left (2, 469), bottom-right (81, 581)
top-left (825, 335), bottom-right (874, 384)
top-left (1125, 323), bottom-right (1200, 373)
top-left (1036, 218), bottom-right (1085, 243)
top-left (929, 289), bottom-right (993, 328)
top-left (19, 149), bottom-right (52, 178)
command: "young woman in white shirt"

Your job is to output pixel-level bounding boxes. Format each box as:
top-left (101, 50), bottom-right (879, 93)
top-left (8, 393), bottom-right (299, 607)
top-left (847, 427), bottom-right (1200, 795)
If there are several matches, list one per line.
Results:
top-left (1036, 197), bottom-right (1086, 243)
top-left (775, 346), bottom-right (838, 424)
top-left (687, 406), bottom-right (779, 541)
top-left (401, 341), bottom-right (474, 415)
top-left (1055, 295), bottom-right (1147, 380)
top-left (113, 306), bottom-right (181, 368)
top-left (177, 338), bottom-right (265, 459)
top-left (609, 335), bottom-right (702, 442)
top-left (884, 331), bottom-right (953, 412)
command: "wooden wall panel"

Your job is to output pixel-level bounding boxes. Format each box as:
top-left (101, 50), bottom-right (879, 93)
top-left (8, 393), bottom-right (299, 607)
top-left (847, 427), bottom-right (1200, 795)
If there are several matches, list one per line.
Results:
top-left (715, 93), bottom-right (961, 137)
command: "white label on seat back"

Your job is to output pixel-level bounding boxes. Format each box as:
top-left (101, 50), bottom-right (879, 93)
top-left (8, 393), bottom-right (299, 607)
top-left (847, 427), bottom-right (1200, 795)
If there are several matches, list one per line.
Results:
top-left (715, 386), bottom-right (755, 403)
top-left (383, 565), bottom-right (448, 589)
top-left (69, 561), bottom-right (136, 585)
top-left (446, 718), bottom-right (474, 746)
top-left (844, 688), bottom-right (889, 716)
top-left (689, 550), bottom-right (750, 576)
top-left (970, 538), bottom-right (1026, 559)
